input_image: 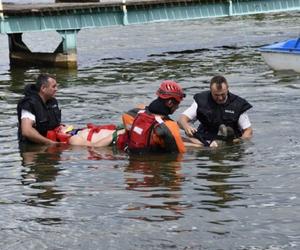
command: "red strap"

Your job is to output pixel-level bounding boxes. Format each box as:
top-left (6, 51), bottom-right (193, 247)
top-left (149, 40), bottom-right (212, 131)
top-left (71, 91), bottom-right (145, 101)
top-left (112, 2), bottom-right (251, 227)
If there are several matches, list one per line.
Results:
top-left (46, 130), bottom-right (57, 141)
top-left (56, 132), bottom-right (72, 143)
top-left (46, 125), bottom-right (72, 143)
top-left (86, 123), bottom-right (117, 142)
top-left (116, 132), bottom-right (129, 151)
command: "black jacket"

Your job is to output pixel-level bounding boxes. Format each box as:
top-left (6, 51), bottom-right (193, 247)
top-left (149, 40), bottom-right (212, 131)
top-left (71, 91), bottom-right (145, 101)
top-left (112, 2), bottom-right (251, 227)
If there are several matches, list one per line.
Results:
top-left (17, 84), bottom-right (61, 143)
top-left (194, 91), bottom-right (252, 140)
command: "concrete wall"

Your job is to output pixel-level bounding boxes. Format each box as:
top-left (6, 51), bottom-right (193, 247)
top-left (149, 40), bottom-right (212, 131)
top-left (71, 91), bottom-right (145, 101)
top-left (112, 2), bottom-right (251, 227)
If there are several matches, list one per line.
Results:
top-left (55, 0), bottom-right (99, 2)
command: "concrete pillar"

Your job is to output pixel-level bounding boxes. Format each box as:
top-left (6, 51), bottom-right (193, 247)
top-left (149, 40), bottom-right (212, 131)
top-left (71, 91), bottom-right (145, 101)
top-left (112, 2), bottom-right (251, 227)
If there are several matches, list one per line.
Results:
top-left (8, 30), bottom-right (79, 68)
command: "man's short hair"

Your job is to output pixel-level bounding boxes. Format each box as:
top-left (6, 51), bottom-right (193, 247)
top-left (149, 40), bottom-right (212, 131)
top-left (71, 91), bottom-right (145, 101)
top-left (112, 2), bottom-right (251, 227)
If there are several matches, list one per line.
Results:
top-left (36, 73), bottom-right (55, 91)
top-left (210, 75), bottom-right (228, 89)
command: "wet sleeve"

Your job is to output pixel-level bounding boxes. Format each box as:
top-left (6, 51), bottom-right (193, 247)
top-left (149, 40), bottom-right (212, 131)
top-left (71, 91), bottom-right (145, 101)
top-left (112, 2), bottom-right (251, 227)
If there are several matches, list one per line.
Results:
top-left (155, 121), bottom-right (186, 153)
top-left (182, 101), bottom-right (198, 121)
top-left (238, 112), bottom-right (251, 130)
top-left (21, 109), bottom-right (36, 122)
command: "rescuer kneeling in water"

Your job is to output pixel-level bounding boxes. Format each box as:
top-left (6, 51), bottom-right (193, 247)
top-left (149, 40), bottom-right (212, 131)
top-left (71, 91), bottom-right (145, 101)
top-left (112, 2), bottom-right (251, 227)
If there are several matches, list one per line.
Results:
top-left (178, 75), bottom-right (253, 147)
top-left (17, 73), bottom-right (62, 145)
top-left (122, 80), bottom-right (197, 154)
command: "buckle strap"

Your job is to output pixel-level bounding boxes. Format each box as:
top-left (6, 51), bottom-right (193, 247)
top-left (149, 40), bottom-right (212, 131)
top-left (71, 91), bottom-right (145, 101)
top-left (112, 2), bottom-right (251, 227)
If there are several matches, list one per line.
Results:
top-left (86, 123), bottom-right (117, 142)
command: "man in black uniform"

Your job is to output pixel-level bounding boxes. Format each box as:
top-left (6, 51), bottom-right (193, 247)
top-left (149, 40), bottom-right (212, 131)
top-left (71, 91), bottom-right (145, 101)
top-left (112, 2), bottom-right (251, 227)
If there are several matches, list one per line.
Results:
top-left (17, 73), bottom-right (61, 144)
top-left (178, 75), bottom-right (253, 147)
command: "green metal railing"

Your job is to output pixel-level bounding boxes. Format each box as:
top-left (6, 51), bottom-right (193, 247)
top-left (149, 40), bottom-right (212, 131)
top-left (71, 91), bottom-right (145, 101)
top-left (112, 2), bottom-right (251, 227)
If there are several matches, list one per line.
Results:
top-left (1, 0), bottom-right (299, 68)
top-left (1, 0), bottom-right (300, 34)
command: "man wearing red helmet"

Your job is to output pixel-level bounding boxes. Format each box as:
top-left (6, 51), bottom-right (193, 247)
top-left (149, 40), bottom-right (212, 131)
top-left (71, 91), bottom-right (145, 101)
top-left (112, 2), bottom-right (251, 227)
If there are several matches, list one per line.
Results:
top-left (123, 80), bottom-right (187, 154)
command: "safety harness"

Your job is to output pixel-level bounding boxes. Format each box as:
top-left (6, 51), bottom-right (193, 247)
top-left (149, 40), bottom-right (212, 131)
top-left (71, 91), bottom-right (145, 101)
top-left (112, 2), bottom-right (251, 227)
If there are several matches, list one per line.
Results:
top-left (86, 123), bottom-right (117, 142)
top-left (127, 110), bottom-right (164, 153)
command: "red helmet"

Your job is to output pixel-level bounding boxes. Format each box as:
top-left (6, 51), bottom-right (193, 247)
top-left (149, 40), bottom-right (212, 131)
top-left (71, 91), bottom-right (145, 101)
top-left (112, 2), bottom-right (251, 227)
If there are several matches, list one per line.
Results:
top-left (156, 80), bottom-right (185, 103)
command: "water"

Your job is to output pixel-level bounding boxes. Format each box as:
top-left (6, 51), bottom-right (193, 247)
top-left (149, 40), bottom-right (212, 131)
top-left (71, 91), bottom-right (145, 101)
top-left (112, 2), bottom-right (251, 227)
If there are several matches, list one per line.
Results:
top-left (1, 7), bottom-right (300, 250)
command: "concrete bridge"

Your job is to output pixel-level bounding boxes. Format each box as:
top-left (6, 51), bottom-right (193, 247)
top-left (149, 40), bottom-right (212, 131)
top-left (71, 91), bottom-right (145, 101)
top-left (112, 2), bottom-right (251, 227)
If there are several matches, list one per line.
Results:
top-left (1, 0), bottom-right (300, 68)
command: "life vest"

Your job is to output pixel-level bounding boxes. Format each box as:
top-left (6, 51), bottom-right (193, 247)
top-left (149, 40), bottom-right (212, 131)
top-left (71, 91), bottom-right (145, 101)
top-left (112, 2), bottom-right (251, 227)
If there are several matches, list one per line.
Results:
top-left (127, 110), bottom-right (185, 154)
top-left (194, 91), bottom-right (252, 141)
top-left (46, 125), bottom-right (72, 143)
top-left (122, 107), bottom-right (143, 132)
top-left (128, 111), bottom-right (162, 153)
top-left (153, 119), bottom-right (186, 153)
top-left (117, 107), bottom-right (143, 151)
top-left (17, 84), bottom-right (61, 142)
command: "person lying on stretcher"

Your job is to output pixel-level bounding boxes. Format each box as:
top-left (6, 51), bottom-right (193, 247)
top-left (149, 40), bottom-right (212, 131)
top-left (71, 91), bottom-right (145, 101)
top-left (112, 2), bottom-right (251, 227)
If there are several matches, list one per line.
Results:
top-left (46, 123), bottom-right (126, 148)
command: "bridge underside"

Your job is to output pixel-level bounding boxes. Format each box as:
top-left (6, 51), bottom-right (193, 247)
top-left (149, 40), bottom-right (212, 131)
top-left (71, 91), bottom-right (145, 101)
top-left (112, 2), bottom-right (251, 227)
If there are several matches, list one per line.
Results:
top-left (1, 0), bottom-right (300, 68)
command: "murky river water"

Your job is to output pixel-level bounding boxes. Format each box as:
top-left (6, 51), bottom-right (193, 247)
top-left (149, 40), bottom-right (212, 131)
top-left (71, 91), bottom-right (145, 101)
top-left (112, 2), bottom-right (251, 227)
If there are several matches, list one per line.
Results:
top-left (0, 4), bottom-right (300, 249)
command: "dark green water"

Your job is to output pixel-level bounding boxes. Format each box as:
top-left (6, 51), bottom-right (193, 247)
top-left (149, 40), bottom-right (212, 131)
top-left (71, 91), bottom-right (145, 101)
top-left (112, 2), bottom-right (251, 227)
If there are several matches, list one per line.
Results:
top-left (0, 11), bottom-right (300, 250)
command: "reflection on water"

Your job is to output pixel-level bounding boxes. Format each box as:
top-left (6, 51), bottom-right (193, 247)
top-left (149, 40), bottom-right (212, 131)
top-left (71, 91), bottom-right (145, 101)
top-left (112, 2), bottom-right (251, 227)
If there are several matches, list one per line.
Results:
top-left (125, 154), bottom-right (183, 191)
top-left (20, 144), bottom-right (66, 207)
top-left (194, 144), bottom-right (249, 212)
top-left (124, 154), bottom-right (184, 222)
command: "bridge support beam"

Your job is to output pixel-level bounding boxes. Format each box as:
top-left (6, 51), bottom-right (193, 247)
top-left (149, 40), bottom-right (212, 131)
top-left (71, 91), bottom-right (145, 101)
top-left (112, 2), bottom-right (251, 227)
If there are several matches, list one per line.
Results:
top-left (228, 0), bottom-right (233, 16)
top-left (3, 0), bottom-right (300, 69)
top-left (8, 30), bottom-right (79, 68)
